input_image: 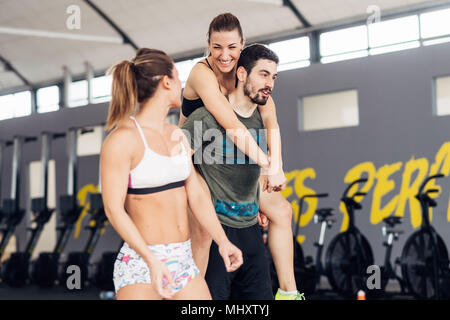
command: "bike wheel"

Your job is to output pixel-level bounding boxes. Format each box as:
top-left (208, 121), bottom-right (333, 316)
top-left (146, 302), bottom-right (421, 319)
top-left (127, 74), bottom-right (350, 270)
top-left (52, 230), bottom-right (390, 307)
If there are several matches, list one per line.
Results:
top-left (401, 229), bottom-right (449, 299)
top-left (325, 230), bottom-right (374, 298)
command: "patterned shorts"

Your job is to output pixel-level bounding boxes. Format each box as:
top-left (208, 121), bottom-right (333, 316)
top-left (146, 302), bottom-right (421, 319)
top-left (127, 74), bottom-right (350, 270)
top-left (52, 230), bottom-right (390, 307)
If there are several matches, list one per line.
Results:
top-left (113, 239), bottom-right (199, 295)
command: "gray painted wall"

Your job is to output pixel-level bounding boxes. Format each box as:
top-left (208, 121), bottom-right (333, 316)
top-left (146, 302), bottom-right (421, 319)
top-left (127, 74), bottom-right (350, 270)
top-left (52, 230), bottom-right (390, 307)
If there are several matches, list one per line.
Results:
top-left (1, 41), bottom-right (450, 269)
top-left (271, 41), bottom-right (450, 266)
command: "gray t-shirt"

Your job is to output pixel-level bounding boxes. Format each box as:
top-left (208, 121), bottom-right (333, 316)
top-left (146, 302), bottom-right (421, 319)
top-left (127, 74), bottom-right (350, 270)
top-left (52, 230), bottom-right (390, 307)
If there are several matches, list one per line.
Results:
top-left (182, 107), bottom-right (267, 228)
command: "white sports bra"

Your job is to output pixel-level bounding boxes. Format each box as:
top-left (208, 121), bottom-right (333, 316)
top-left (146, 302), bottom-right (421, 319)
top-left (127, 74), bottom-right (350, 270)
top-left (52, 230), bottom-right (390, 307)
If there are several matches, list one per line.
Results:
top-left (127, 116), bottom-right (191, 194)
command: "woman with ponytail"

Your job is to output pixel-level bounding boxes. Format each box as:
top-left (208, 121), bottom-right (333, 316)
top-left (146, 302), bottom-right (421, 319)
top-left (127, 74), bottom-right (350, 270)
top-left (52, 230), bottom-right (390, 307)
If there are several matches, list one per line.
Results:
top-left (100, 48), bottom-right (242, 300)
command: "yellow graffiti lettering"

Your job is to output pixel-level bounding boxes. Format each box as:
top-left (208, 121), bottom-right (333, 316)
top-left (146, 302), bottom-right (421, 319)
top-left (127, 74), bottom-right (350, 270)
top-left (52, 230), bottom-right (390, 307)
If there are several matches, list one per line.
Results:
top-left (281, 170), bottom-right (300, 199)
top-left (74, 184), bottom-right (99, 239)
top-left (428, 142), bottom-right (450, 222)
top-left (282, 168), bottom-right (317, 244)
top-left (371, 162), bottom-right (403, 224)
top-left (340, 162), bottom-right (376, 232)
top-left (294, 168), bottom-right (318, 227)
top-left (394, 157), bottom-right (429, 228)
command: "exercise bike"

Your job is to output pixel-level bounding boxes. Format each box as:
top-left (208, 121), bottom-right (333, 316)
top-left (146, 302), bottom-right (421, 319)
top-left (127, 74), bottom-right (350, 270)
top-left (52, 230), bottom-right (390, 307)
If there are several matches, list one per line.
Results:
top-left (325, 178), bottom-right (374, 298)
top-left (302, 206), bottom-right (337, 296)
top-left (61, 192), bottom-right (110, 290)
top-left (370, 216), bottom-right (407, 298)
top-left (3, 132), bottom-right (62, 287)
top-left (31, 128), bottom-right (86, 288)
top-left (400, 173), bottom-right (450, 300)
top-left (294, 194), bottom-right (334, 296)
top-left (0, 136), bottom-right (37, 271)
top-left (90, 192), bottom-right (116, 292)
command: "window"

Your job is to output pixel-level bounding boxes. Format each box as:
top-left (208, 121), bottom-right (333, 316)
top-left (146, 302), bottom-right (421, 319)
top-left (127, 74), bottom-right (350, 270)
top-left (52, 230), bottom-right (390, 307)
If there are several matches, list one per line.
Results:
top-left (299, 90), bottom-right (359, 131)
top-left (77, 125), bottom-right (104, 156)
top-left (92, 75), bottom-right (112, 103)
top-left (0, 94), bottom-right (14, 120)
top-left (420, 8), bottom-right (450, 39)
top-left (368, 15), bottom-right (420, 55)
top-left (0, 91), bottom-right (32, 120)
top-left (268, 37), bottom-right (310, 71)
top-left (175, 57), bottom-right (202, 87)
top-left (37, 86), bottom-right (60, 113)
top-left (69, 80), bottom-right (88, 107)
top-left (421, 8), bottom-right (450, 46)
top-left (423, 36), bottom-right (450, 46)
top-left (435, 76), bottom-right (450, 116)
top-left (320, 25), bottom-right (368, 63)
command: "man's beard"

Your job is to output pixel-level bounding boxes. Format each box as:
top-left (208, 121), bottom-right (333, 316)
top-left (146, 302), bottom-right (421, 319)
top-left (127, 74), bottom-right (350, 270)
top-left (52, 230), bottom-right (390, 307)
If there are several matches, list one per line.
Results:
top-left (244, 81), bottom-right (269, 105)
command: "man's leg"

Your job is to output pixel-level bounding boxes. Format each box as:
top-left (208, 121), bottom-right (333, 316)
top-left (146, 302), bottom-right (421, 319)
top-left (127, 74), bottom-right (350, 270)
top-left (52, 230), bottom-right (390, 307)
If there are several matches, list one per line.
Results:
top-left (259, 184), bottom-right (298, 293)
top-left (230, 224), bottom-right (273, 300)
top-left (204, 225), bottom-right (234, 300)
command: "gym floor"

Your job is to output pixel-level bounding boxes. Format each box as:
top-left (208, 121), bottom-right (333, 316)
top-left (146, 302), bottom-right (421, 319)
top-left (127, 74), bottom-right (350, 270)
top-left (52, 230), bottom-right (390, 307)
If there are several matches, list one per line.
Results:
top-left (0, 279), bottom-right (413, 300)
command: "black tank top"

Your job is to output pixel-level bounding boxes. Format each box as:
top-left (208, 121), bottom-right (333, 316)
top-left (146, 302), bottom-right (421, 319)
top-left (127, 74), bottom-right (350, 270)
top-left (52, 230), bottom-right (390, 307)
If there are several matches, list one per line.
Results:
top-left (181, 59), bottom-right (222, 117)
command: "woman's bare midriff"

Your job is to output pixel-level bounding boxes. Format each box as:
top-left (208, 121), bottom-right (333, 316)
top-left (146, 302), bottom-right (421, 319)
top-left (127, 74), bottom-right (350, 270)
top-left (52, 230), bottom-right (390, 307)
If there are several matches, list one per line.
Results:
top-left (125, 187), bottom-right (190, 245)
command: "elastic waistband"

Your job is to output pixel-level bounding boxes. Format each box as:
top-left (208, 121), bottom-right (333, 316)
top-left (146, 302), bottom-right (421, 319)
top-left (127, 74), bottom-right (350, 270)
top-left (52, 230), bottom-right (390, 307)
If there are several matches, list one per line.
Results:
top-left (215, 200), bottom-right (258, 217)
top-left (123, 238), bottom-right (191, 250)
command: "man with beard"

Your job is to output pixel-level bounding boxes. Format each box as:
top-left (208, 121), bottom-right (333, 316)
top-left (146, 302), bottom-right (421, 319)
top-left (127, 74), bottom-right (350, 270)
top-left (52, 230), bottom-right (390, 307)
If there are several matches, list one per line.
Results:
top-left (181, 44), bottom-right (279, 300)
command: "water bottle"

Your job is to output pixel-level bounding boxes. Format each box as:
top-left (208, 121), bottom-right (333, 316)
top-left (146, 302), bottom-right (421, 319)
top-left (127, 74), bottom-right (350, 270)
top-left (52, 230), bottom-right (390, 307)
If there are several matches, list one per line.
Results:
top-left (99, 290), bottom-right (115, 300)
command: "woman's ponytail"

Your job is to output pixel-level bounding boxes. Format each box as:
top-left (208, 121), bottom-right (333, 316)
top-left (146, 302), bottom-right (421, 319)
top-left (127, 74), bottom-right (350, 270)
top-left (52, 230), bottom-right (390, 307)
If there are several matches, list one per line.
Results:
top-left (105, 60), bottom-right (137, 131)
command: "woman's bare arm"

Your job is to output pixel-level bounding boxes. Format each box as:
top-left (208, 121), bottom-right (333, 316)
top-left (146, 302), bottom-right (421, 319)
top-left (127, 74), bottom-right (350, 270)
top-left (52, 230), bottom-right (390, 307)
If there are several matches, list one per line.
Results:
top-left (258, 96), bottom-right (287, 191)
top-left (173, 127), bottom-right (243, 272)
top-left (186, 64), bottom-right (269, 169)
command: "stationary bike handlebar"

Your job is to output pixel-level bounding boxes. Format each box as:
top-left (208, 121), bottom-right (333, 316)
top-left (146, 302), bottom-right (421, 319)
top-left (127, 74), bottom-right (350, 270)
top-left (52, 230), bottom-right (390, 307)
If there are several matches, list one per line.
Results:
top-left (341, 178), bottom-right (368, 199)
top-left (417, 174), bottom-right (444, 196)
top-left (295, 193), bottom-right (329, 237)
top-left (300, 193), bottom-right (329, 200)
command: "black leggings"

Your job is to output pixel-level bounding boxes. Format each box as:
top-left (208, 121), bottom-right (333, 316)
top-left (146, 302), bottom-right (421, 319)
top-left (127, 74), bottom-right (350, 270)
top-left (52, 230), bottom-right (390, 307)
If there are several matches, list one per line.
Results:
top-left (205, 223), bottom-right (273, 300)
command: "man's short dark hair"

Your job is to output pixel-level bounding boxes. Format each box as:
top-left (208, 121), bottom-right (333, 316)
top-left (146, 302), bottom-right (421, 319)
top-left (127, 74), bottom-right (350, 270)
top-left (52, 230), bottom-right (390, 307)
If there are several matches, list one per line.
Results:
top-left (237, 44), bottom-right (279, 76)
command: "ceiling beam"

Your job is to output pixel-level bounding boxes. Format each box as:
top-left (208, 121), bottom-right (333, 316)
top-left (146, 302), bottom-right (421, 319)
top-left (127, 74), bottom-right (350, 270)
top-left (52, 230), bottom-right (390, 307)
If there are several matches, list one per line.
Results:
top-left (0, 26), bottom-right (124, 44)
top-left (283, 0), bottom-right (312, 27)
top-left (83, 0), bottom-right (139, 50)
top-left (0, 55), bottom-right (31, 86)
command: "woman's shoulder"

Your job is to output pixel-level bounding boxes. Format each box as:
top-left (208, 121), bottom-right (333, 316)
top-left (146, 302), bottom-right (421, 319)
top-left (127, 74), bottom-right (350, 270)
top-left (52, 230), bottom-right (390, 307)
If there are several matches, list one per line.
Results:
top-left (187, 58), bottom-right (216, 82)
top-left (102, 121), bottom-right (137, 153)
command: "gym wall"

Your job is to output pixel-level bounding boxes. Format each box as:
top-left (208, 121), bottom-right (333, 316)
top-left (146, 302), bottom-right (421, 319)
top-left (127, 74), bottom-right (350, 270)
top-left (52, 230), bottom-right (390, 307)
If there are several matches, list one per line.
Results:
top-left (1, 41), bottom-right (450, 266)
top-left (272, 40), bottom-right (450, 265)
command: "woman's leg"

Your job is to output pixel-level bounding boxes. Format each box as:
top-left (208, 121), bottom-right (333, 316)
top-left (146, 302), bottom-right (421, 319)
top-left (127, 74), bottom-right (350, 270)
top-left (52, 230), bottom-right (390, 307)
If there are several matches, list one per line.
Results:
top-left (171, 275), bottom-right (212, 300)
top-left (259, 184), bottom-right (297, 292)
top-left (116, 283), bottom-right (162, 300)
top-left (188, 170), bottom-right (213, 277)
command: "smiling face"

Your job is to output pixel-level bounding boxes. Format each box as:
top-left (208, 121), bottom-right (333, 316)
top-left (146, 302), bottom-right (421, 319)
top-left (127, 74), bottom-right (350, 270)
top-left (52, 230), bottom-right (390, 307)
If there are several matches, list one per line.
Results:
top-left (242, 59), bottom-right (278, 105)
top-left (208, 29), bottom-right (244, 74)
